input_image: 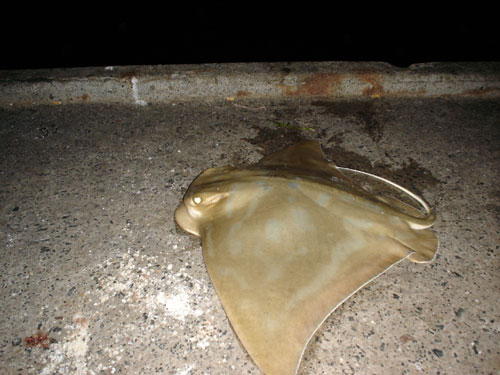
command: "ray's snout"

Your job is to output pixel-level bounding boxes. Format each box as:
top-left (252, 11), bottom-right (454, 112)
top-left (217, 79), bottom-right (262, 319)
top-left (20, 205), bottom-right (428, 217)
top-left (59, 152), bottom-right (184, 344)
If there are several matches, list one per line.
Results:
top-left (174, 203), bottom-right (200, 237)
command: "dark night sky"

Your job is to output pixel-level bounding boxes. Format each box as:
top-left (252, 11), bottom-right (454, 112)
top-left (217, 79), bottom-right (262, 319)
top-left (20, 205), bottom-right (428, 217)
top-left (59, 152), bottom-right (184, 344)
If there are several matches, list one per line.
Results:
top-left (1, 5), bottom-right (497, 70)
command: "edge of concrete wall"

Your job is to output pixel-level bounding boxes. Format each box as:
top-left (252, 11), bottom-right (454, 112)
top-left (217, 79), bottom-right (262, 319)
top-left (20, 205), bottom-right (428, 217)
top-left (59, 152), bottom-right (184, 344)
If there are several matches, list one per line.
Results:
top-left (0, 61), bottom-right (499, 107)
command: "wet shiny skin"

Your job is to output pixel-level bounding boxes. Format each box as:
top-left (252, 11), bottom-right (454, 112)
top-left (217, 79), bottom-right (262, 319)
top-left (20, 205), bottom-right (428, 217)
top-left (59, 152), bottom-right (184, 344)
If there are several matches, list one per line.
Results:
top-left (175, 141), bottom-right (438, 375)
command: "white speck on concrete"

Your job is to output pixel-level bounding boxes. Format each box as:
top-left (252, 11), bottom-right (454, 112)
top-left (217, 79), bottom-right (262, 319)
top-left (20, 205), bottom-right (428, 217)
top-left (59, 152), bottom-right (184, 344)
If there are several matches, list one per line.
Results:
top-left (131, 77), bottom-right (148, 106)
top-left (40, 313), bottom-right (90, 375)
top-left (157, 289), bottom-right (192, 321)
top-left (196, 337), bottom-right (210, 349)
top-left (177, 365), bottom-right (193, 375)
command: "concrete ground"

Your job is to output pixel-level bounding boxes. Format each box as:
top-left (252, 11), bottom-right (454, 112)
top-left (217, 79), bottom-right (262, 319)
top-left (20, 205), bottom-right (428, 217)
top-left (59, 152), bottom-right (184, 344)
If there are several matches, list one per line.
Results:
top-left (0, 64), bottom-right (499, 375)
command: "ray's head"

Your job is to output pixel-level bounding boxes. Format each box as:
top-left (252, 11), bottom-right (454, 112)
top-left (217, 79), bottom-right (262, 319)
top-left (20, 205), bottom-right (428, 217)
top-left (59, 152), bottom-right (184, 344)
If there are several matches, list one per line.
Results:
top-left (175, 166), bottom-right (251, 237)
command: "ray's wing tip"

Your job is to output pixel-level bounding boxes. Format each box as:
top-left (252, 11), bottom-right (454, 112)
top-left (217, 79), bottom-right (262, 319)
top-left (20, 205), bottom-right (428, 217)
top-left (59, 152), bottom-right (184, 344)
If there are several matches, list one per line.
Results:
top-left (407, 230), bottom-right (439, 263)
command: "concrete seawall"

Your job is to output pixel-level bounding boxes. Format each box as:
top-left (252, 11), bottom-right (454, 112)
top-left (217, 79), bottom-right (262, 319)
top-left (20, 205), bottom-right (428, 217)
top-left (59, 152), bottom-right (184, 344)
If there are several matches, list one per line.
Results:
top-left (1, 61), bottom-right (499, 107)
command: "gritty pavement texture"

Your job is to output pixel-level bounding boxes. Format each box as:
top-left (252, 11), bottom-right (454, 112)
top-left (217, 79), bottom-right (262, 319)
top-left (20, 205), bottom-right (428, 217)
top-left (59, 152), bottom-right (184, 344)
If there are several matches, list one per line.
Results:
top-left (1, 96), bottom-right (499, 375)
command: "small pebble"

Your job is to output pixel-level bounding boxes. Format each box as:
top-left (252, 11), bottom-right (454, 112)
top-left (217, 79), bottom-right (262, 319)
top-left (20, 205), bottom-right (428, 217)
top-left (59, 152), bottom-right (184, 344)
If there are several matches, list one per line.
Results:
top-left (432, 348), bottom-right (443, 358)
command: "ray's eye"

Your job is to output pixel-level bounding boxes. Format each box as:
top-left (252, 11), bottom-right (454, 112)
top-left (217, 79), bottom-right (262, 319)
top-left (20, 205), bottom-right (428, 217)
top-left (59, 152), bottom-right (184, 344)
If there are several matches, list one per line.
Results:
top-left (193, 196), bottom-right (202, 205)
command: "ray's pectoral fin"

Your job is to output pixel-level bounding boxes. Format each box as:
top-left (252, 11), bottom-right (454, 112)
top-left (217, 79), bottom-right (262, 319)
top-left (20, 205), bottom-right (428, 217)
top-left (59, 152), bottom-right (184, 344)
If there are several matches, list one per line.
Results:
top-left (395, 227), bottom-right (438, 263)
top-left (201, 213), bottom-right (427, 375)
top-left (257, 140), bottom-right (354, 184)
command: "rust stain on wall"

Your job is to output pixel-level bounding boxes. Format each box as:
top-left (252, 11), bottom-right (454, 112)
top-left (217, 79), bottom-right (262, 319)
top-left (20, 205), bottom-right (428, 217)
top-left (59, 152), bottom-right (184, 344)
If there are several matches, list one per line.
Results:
top-left (120, 71), bottom-right (138, 80)
top-left (280, 73), bottom-right (343, 96)
top-left (359, 74), bottom-right (384, 97)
